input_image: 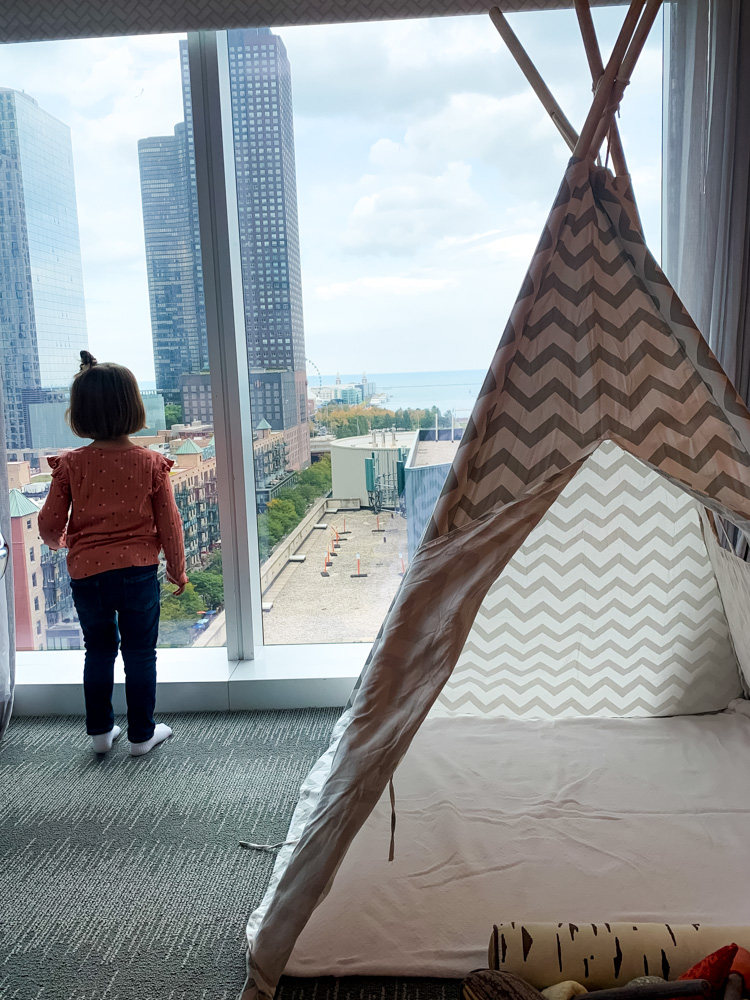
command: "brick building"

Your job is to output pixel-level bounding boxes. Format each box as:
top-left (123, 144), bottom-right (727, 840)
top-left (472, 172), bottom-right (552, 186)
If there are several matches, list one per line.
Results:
top-left (169, 438), bottom-right (220, 568)
top-left (253, 418), bottom-right (295, 509)
top-left (9, 488), bottom-right (82, 651)
top-left (180, 373), bottom-right (213, 425)
top-left (9, 489), bottom-right (46, 650)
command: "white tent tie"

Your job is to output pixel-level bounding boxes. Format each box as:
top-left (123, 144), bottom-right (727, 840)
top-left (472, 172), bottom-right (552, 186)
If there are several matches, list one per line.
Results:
top-left (240, 839), bottom-right (300, 853)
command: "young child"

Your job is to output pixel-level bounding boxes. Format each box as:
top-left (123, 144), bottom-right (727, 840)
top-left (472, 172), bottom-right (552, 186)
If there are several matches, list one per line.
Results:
top-left (38, 351), bottom-right (189, 757)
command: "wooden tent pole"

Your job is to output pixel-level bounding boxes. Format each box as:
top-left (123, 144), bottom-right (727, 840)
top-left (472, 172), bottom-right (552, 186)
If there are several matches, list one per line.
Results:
top-left (586, 0), bottom-right (662, 162)
top-left (573, 0), bottom-right (645, 161)
top-left (573, 0), bottom-right (629, 178)
top-left (489, 7), bottom-right (579, 153)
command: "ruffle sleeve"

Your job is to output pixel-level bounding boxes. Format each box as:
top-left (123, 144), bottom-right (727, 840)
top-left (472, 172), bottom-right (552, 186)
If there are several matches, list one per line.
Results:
top-left (38, 454), bottom-right (72, 550)
top-left (47, 454), bottom-right (70, 486)
top-left (152, 454), bottom-right (175, 492)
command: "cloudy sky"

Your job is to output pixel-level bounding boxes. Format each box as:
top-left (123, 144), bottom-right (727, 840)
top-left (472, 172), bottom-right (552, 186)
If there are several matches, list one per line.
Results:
top-left (2, 8), bottom-right (663, 384)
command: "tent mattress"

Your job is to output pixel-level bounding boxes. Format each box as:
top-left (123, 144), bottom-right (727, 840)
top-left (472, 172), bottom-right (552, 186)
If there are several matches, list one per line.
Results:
top-left (286, 711), bottom-right (750, 979)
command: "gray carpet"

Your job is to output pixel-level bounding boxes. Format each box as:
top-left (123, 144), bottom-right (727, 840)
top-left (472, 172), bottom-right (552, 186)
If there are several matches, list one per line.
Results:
top-left (0, 710), bottom-right (461, 1000)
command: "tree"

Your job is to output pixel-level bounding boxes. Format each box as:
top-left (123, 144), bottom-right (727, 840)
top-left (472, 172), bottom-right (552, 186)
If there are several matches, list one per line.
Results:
top-left (257, 514), bottom-right (273, 561)
top-left (395, 409), bottom-right (413, 431)
top-left (298, 454), bottom-right (331, 494)
top-left (191, 570), bottom-right (224, 610)
top-left (255, 455), bottom-right (332, 563)
top-left (278, 488), bottom-right (307, 518)
top-left (296, 483), bottom-right (317, 505)
top-left (164, 403), bottom-right (183, 429)
top-left (264, 513), bottom-right (286, 547)
top-left (205, 550), bottom-right (222, 574)
top-left (159, 581), bottom-right (204, 621)
top-left (267, 498), bottom-right (299, 536)
top-left (313, 402), bottom-right (395, 437)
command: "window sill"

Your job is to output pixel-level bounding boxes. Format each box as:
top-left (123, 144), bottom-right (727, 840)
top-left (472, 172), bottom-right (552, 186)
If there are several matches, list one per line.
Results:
top-left (13, 644), bottom-right (366, 716)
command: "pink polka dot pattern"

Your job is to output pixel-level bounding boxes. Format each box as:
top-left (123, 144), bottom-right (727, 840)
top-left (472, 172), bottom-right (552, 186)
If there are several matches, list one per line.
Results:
top-left (37, 446), bottom-right (188, 585)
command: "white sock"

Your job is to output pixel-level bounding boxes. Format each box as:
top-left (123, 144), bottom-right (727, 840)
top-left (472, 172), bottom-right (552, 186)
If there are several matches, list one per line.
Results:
top-left (91, 725), bottom-right (122, 754)
top-left (129, 723), bottom-right (173, 757)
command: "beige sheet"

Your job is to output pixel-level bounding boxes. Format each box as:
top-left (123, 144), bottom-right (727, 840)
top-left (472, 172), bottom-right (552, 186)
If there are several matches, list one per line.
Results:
top-left (287, 712), bottom-right (750, 980)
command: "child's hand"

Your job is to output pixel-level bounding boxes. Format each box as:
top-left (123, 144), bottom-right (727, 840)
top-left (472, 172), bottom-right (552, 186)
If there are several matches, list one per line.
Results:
top-left (167, 570), bottom-right (188, 596)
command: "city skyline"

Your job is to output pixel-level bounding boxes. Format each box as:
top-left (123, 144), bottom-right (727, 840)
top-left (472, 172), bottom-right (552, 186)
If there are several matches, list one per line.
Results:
top-left (0, 88), bottom-right (88, 450)
top-left (139, 28), bottom-right (311, 469)
top-left (138, 121), bottom-right (209, 399)
top-left (212, 27), bottom-right (310, 469)
top-left (0, 12), bottom-right (663, 380)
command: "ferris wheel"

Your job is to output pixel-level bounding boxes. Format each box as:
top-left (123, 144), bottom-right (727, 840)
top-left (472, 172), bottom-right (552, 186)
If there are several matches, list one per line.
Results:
top-left (305, 358), bottom-right (322, 390)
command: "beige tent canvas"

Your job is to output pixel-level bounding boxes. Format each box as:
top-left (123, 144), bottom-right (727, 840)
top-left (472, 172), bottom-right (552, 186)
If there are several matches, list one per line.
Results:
top-left (240, 4), bottom-right (750, 997)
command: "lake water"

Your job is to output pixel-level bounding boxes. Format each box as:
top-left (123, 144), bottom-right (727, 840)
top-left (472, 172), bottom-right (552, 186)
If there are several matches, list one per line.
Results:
top-left (142, 368), bottom-right (489, 417)
top-left (318, 369), bottom-right (486, 416)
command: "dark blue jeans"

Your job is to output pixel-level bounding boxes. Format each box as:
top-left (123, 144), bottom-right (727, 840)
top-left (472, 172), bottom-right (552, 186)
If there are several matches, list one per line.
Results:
top-left (71, 565), bottom-right (160, 744)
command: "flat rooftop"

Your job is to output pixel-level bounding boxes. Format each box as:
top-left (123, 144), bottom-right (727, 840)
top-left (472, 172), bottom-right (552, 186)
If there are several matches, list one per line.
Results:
top-left (412, 438), bottom-right (460, 468)
top-left (262, 507), bottom-right (408, 645)
top-left (329, 432), bottom-right (416, 452)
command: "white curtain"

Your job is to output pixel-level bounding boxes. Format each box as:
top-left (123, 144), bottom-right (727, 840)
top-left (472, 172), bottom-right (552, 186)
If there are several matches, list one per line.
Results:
top-left (662, 0), bottom-right (750, 404)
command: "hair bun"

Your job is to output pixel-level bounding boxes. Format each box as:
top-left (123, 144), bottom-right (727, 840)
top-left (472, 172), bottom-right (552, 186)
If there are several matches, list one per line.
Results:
top-left (79, 350), bottom-right (98, 371)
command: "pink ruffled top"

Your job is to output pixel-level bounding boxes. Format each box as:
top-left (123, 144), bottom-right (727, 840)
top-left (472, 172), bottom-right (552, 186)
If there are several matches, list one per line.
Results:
top-left (38, 445), bottom-right (188, 583)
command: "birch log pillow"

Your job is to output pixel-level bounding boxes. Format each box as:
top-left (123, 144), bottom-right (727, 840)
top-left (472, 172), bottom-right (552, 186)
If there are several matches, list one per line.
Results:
top-left (488, 924), bottom-right (750, 990)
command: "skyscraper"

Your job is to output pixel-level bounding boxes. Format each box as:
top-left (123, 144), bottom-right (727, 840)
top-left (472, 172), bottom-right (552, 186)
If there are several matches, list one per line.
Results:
top-left (138, 30), bottom-right (310, 468)
top-left (138, 123), bottom-right (208, 401)
top-left (220, 28), bottom-right (310, 469)
top-left (0, 89), bottom-right (88, 450)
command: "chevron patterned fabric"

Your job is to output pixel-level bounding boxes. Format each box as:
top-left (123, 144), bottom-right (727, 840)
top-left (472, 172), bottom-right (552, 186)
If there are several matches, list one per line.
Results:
top-left (426, 160), bottom-right (750, 541)
top-left (432, 441), bottom-right (742, 719)
top-left (243, 157), bottom-right (750, 1000)
top-left (0, 0), bottom-right (625, 45)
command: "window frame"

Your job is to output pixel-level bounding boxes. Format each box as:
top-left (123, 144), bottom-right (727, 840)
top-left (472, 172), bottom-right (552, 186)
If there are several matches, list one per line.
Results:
top-left (185, 29), bottom-right (264, 662)
top-left (12, 13), bottom-right (664, 712)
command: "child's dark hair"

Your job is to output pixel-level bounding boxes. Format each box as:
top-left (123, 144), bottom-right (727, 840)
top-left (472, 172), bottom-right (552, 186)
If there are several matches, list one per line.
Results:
top-left (68, 351), bottom-right (146, 440)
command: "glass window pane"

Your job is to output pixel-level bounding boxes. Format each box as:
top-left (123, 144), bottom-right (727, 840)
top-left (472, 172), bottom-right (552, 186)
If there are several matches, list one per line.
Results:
top-left (228, 11), bottom-right (662, 646)
top-left (2, 34), bottom-right (226, 654)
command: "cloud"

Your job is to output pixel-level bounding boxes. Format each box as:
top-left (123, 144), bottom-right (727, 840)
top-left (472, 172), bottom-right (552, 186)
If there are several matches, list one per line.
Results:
top-left (481, 232), bottom-right (542, 262)
top-left (0, 7), bottom-right (663, 381)
top-left (280, 7), bottom-right (632, 123)
top-left (369, 90), bottom-right (549, 174)
top-left (435, 228), bottom-right (541, 263)
top-left (281, 15), bottom-right (522, 121)
top-left (1, 34), bottom-right (185, 382)
top-left (316, 275), bottom-right (455, 299)
top-left (340, 161), bottom-right (486, 256)
top-left (329, 85), bottom-right (563, 260)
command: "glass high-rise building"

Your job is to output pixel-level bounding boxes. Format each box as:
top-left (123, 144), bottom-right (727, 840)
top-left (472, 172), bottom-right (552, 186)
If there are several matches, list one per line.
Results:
top-left (138, 123), bottom-right (208, 401)
top-left (217, 29), bottom-right (305, 375)
top-left (138, 30), bottom-right (310, 468)
top-left (0, 89), bottom-right (88, 450)
top-left (221, 28), bottom-right (310, 469)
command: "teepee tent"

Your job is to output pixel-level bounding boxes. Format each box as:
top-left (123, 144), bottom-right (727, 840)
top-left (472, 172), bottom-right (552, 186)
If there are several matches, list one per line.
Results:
top-left (241, 3), bottom-right (750, 996)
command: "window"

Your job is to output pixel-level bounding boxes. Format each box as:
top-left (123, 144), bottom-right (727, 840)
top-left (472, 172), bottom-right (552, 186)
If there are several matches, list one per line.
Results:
top-left (4, 32), bottom-right (224, 657)
top-left (241, 11), bottom-right (663, 646)
top-left (6, 12), bottom-right (663, 674)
